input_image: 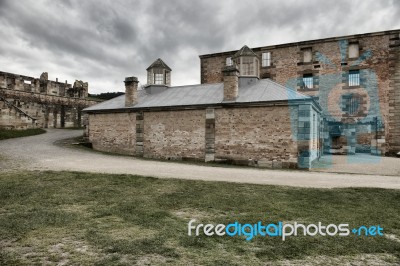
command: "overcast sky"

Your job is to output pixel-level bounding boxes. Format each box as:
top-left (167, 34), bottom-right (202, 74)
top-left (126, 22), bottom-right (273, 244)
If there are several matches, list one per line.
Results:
top-left (1, 0), bottom-right (400, 94)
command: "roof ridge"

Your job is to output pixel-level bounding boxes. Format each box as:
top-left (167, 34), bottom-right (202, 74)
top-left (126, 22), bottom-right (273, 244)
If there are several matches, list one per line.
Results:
top-left (146, 58), bottom-right (172, 71)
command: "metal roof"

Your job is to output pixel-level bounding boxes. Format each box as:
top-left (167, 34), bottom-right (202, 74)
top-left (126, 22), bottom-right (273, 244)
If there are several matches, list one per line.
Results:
top-left (232, 45), bottom-right (258, 58)
top-left (83, 79), bottom-right (310, 112)
top-left (146, 58), bottom-right (172, 71)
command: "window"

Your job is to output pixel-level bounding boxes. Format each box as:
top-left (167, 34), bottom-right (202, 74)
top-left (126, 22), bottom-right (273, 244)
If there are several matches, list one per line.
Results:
top-left (303, 48), bottom-right (312, 63)
top-left (302, 74), bottom-right (313, 89)
top-left (153, 68), bottom-right (164, 85)
top-left (262, 52), bottom-right (271, 67)
top-left (154, 73), bottom-right (164, 85)
top-left (226, 57), bottom-right (232, 66)
top-left (348, 70), bottom-right (360, 86)
top-left (342, 94), bottom-right (361, 115)
top-left (241, 57), bottom-right (254, 76)
top-left (349, 43), bottom-right (359, 58)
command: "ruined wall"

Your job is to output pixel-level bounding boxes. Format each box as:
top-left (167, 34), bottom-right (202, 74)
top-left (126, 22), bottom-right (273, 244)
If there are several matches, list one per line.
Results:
top-left (200, 30), bottom-right (400, 154)
top-left (0, 70), bottom-right (97, 129)
top-left (0, 89), bottom-right (98, 129)
top-left (0, 71), bottom-right (88, 98)
top-left (214, 106), bottom-right (298, 167)
top-left (88, 113), bottom-right (136, 155)
top-left (143, 110), bottom-right (206, 160)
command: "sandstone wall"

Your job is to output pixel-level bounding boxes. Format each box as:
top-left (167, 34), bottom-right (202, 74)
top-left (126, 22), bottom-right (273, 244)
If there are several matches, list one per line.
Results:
top-left (88, 113), bottom-right (136, 155)
top-left (200, 31), bottom-right (399, 153)
top-left (87, 103), bottom-right (323, 169)
top-left (0, 89), bottom-right (98, 129)
top-left (214, 106), bottom-right (298, 166)
top-left (143, 110), bottom-right (206, 160)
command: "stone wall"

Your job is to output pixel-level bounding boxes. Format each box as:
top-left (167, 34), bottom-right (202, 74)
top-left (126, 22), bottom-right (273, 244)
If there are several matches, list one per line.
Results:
top-left (0, 70), bottom-right (94, 130)
top-left (0, 89), bottom-right (98, 129)
top-left (87, 102), bottom-right (322, 169)
top-left (143, 110), bottom-right (206, 160)
top-left (388, 32), bottom-right (400, 153)
top-left (88, 113), bottom-right (136, 155)
top-left (200, 30), bottom-right (400, 154)
top-left (214, 106), bottom-right (298, 167)
top-left (0, 71), bottom-right (88, 98)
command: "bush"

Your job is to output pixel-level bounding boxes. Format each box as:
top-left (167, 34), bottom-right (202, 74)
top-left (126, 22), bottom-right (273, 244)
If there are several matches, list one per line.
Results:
top-left (0, 128), bottom-right (46, 140)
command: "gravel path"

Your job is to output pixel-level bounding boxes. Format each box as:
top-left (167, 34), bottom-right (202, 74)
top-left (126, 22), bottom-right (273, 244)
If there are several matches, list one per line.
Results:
top-left (0, 129), bottom-right (399, 189)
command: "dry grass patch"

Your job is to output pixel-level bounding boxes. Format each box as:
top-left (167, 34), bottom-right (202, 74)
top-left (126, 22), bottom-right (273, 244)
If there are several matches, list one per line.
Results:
top-left (0, 171), bottom-right (399, 265)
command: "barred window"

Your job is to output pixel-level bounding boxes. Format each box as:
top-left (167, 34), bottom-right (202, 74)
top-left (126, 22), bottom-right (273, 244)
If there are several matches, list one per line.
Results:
top-left (262, 52), bottom-right (271, 67)
top-left (349, 70), bottom-right (360, 86)
top-left (342, 94), bottom-right (361, 115)
top-left (302, 74), bottom-right (313, 89)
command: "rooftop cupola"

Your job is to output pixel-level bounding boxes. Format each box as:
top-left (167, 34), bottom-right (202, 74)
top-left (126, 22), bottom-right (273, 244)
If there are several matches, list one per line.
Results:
top-left (146, 58), bottom-right (171, 87)
top-left (232, 45), bottom-right (260, 87)
top-left (232, 45), bottom-right (260, 78)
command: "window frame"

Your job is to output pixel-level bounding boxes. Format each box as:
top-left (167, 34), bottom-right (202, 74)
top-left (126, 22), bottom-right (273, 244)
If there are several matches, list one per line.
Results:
top-left (154, 73), bottom-right (164, 85)
top-left (302, 74), bottom-right (314, 89)
top-left (303, 48), bottom-right (313, 63)
top-left (342, 94), bottom-right (361, 115)
top-left (261, 52), bottom-right (271, 67)
top-left (226, 57), bottom-right (232, 66)
top-left (348, 43), bottom-right (359, 59)
top-left (348, 70), bottom-right (360, 87)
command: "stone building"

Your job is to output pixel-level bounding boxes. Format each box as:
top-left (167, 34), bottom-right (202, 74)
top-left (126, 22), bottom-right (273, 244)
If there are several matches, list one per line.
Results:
top-left (84, 55), bottom-right (323, 169)
top-left (0, 71), bottom-right (98, 129)
top-left (85, 29), bottom-right (400, 168)
top-left (199, 29), bottom-right (400, 155)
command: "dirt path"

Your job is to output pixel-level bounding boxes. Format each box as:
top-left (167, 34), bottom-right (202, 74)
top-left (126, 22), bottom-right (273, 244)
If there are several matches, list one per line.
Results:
top-left (0, 129), bottom-right (399, 189)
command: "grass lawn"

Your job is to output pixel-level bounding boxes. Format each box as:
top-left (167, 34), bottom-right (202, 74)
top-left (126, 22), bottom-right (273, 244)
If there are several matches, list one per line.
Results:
top-left (0, 171), bottom-right (399, 265)
top-left (0, 128), bottom-right (46, 140)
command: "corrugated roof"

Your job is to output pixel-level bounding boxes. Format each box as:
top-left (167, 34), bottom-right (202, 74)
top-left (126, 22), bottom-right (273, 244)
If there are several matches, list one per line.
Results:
top-left (83, 79), bottom-right (310, 112)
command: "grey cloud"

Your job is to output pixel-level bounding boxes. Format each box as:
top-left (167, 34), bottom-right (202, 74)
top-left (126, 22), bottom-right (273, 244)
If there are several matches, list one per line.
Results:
top-left (0, 0), bottom-right (399, 93)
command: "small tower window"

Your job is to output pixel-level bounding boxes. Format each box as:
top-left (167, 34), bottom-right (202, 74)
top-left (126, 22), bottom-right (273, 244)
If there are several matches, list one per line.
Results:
top-left (232, 45), bottom-right (260, 77)
top-left (226, 57), bottom-right (232, 66)
top-left (153, 69), bottom-right (164, 85)
top-left (146, 58), bottom-right (172, 86)
top-left (241, 57), bottom-right (254, 75)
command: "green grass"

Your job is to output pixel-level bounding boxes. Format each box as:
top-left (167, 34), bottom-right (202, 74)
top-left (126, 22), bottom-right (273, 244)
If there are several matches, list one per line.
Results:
top-left (0, 171), bottom-right (399, 265)
top-left (0, 128), bottom-right (46, 140)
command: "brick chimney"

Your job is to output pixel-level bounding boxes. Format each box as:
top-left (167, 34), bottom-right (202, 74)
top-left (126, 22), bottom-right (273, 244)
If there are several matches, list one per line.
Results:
top-left (124, 76), bottom-right (139, 107)
top-left (222, 65), bottom-right (239, 101)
